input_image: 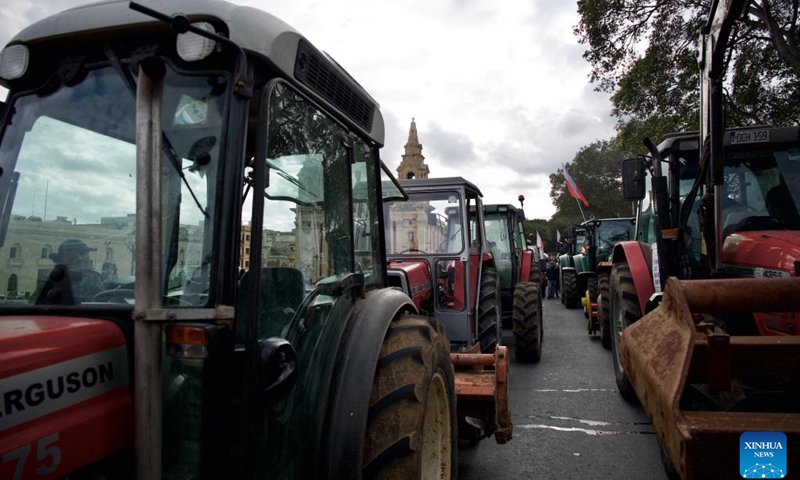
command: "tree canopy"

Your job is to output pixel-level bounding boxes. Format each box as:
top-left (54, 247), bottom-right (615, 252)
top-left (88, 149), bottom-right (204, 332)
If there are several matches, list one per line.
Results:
top-left (548, 139), bottom-right (633, 235)
top-left (575, 0), bottom-right (800, 153)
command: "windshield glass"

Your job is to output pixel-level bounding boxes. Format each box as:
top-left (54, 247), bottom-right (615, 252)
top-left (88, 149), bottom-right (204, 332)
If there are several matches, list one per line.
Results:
top-left (595, 219), bottom-right (635, 260)
top-left (384, 190), bottom-right (463, 255)
top-left (0, 65), bottom-right (225, 306)
top-left (484, 212), bottom-right (513, 287)
top-left (722, 146), bottom-right (800, 233)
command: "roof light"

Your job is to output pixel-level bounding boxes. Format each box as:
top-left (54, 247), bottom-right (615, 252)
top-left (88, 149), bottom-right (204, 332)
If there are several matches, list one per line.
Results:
top-left (0, 45), bottom-right (29, 80)
top-left (176, 22), bottom-right (216, 62)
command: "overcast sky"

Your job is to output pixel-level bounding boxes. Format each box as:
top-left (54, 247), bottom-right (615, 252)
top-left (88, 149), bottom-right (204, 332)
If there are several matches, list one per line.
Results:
top-left (0, 0), bottom-right (617, 220)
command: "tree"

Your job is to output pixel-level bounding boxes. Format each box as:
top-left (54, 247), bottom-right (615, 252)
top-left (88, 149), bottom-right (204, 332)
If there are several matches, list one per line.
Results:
top-left (549, 139), bottom-right (633, 229)
top-left (575, 0), bottom-right (800, 153)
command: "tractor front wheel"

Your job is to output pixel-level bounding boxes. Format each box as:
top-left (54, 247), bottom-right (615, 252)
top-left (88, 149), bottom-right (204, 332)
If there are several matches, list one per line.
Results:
top-left (478, 267), bottom-right (501, 353)
top-left (610, 263), bottom-right (640, 403)
top-left (512, 282), bottom-right (543, 362)
top-left (363, 314), bottom-right (457, 479)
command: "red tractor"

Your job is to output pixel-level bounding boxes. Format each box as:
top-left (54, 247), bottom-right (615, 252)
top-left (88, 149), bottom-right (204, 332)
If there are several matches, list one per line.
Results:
top-left (384, 177), bottom-right (513, 440)
top-left (609, 1), bottom-right (800, 477)
top-left (0, 1), bottom-right (510, 478)
top-left (483, 202), bottom-right (543, 362)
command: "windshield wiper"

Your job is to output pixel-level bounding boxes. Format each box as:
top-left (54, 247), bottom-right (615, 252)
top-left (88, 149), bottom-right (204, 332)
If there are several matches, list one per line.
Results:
top-left (103, 45), bottom-right (208, 218)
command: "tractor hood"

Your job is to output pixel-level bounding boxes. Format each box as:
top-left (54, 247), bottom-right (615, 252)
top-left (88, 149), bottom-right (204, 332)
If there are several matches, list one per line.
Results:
top-left (0, 316), bottom-right (132, 477)
top-left (722, 230), bottom-right (800, 277)
top-left (387, 258), bottom-right (433, 300)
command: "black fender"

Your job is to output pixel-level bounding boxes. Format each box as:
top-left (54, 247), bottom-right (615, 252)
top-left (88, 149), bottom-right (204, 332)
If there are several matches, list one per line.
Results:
top-left (321, 287), bottom-right (417, 480)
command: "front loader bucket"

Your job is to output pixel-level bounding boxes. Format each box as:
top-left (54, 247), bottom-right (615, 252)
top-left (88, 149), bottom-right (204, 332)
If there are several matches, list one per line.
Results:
top-left (450, 346), bottom-right (512, 444)
top-left (621, 277), bottom-right (800, 480)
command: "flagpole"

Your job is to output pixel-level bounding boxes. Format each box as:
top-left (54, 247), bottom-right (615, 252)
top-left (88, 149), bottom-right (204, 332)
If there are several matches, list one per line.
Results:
top-left (575, 197), bottom-right (586, 222)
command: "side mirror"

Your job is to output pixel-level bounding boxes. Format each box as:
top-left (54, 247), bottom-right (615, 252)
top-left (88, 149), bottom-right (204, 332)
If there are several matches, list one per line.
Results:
top-left (258, 338), bottom-right (298, 402)
top-left (621, 157), bottom-right (646, 201)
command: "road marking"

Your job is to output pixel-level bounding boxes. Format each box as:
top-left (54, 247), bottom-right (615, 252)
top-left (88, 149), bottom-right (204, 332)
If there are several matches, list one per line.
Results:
top-left (532, 388), bottom-right (615, 393)
top-left (516, 424), bottom-right (655, 436)
top-left (516, 414), bottom-right (656, 436)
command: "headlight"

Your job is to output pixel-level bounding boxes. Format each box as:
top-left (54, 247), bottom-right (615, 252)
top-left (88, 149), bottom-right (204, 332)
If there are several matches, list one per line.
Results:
top-left (176, 22), bottom-right (216, 62)
top-left (0, 45), bottom-right (29, 80)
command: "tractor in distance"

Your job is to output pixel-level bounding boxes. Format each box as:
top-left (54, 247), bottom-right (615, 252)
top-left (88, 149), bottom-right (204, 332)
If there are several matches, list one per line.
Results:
top-left (383, 177), bottom-right (513, 442)
top-left (556, 224), bottom-right (587, 308)
top-left (578, 217), bottom-right (635, 348)
top-left (483, 199), bottom-right (543, 362)
top-left (609, 1), bottom-right (800, 477)
top-left (558, 216), bottom-right (635, 331)
top-left (0, 1), bottom-right (510, 478)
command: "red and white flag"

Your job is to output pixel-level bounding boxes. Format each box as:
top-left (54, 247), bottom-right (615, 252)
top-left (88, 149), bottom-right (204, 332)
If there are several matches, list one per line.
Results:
top-left (563, 165), bottom-right (589, 207)
top-left (536, 230), bottom-right (544, 249)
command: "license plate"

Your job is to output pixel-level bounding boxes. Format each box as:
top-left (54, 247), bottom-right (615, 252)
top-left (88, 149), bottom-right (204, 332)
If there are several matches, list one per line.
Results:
top-left (729, 129), bottom-right (770, 144)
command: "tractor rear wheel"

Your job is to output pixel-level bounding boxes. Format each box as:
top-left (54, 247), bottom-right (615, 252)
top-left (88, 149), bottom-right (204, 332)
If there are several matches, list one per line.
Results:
top-left (610, 263), bottom-right (640, 403)
top-left (478, 267), bottom-right (501, 353)
top-left (512, 282), bottom-right (542, 363)
top-left (598, 273), bottom-right (611, 350)
top-left (363, 314), bottom-right (457, 480)
top-left (562, 270), bottom-right (579, 309)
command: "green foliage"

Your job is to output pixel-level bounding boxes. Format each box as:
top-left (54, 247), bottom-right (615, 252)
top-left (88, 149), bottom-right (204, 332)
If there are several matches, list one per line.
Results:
top-left (548, 139), bottom-right (633, 232)
top-left (575, 0), bottom-right (800, 147)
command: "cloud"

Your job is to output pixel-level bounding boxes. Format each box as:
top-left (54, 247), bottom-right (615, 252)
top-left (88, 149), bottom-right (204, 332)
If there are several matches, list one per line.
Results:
top-left (0, 0), bottom-right (618, 220)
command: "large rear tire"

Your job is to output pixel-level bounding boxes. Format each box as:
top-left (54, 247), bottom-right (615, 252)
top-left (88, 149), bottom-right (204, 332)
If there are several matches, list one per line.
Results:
top-left (363, 315), bottom-right (457, 480)
top-left (478, 267), bottom-right (501, 353)
top-left (512, 282), bottom-right (542, 363)
top-left (598, 272), bottom-right (611, 350)
top-left (610, 263), bottom-right (640, 403)
top-left (562, 270), bottom-right (579, 309)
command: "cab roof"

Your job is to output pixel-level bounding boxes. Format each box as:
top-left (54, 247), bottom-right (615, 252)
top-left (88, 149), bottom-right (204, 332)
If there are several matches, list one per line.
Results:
top-left (398, 177), bottom-right (483, 198)
top-left (4, 0), bottom-right (384, 144)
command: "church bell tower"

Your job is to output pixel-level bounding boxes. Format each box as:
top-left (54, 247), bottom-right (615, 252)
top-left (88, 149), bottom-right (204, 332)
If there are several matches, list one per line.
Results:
top-left (396, 118), bottom-right (429, 180)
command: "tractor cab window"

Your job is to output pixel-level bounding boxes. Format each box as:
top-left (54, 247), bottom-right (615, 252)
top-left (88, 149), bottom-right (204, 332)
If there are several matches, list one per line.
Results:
top-left (484, 213), bottom-right (512, 286)
top-left (468, 199), bottom-right (480, 250)
top-left (384, 191), bottom-right (464, 255)
top-left (351, 139), bottom-right (384, 288)
top-left (0, 65), bottom-right (224, 307)
top-left (594, 220), bottom-right (634, 261)
top-left (243, 82), bottom-right (359, 340)
top-left (721, 147), bottom-right (800, 235)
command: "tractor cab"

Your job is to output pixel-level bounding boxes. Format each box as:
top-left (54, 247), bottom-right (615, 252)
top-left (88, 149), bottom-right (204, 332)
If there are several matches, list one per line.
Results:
top-left (0, 2), bottom-right (468, 479)
top-left (384, 177), bottom-right (496, 352)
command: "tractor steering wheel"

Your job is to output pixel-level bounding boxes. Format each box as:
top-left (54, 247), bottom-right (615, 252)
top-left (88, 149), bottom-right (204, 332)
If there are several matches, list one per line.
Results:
top-left (399, 248), bottom-right (428, 254)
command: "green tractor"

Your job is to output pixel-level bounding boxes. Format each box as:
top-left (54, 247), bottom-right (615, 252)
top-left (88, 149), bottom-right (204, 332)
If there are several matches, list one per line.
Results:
top-left (558, 219), bottom-right (634, 347)
top-left (483, 202), bottom-right (543, 362)
top-left (557, 225), bottom-right (587, 309)
top-left (577, 218), bottom-right (635, 348)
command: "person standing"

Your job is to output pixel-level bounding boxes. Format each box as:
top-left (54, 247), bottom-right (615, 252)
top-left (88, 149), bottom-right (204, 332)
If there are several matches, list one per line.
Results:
top-left (546, 262), bottom-right (559, 300)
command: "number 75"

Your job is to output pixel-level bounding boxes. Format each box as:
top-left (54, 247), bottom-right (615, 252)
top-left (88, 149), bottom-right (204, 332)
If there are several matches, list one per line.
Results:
top-left (2, 433), bottom-right (61, 480)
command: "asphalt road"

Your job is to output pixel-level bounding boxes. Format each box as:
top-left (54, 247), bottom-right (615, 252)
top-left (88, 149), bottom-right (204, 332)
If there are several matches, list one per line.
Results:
top-left (458, 294), bottom-right (669, 480)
